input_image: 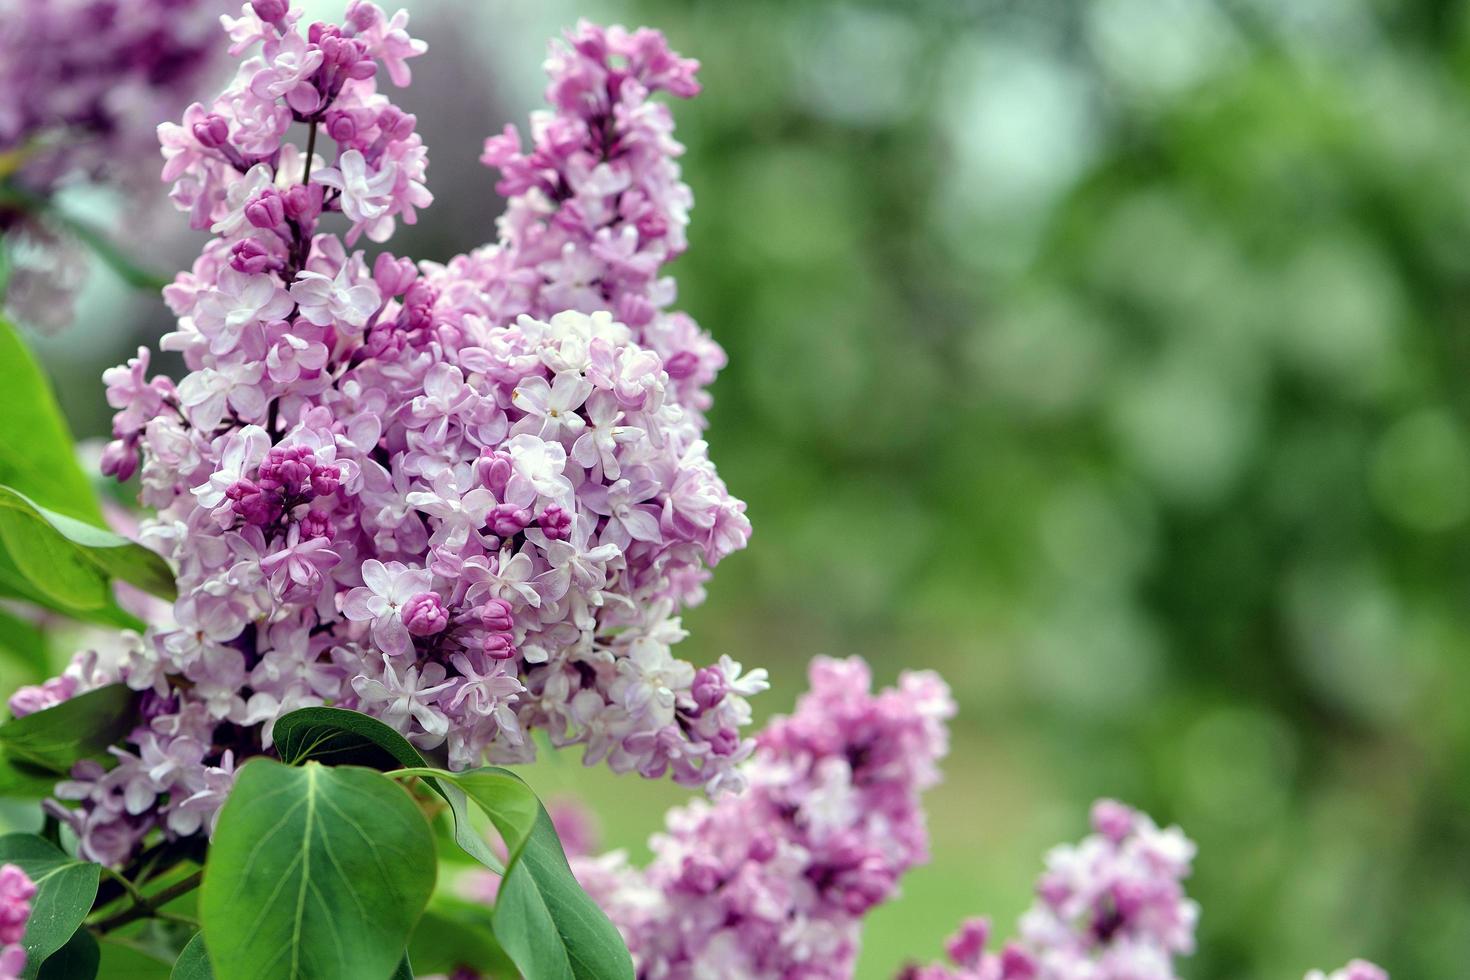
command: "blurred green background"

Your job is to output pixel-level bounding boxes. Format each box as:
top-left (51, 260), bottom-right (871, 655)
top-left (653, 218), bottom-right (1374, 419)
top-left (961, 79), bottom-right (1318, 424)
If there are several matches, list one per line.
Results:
top-left (10, 0), bottom-right (1470, 976)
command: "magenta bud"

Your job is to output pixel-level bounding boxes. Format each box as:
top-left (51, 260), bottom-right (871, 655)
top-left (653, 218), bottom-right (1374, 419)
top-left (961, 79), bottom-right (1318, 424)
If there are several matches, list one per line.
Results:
top-left (229, 238), bottom-right (275, 275)
top-left (244, 189), bottom-right (285, 229)
top-left (482, 633), bottom-right (516, 660)
top-left (477, 598), bottom-right (514, 633)
top-left (373, 252), bottom-right (417, 297)
top-left (191, 113), bottom-right (231, 149)
top-left (324, 111), bottom-right (357, 143)
top-left (100, 439), bottom-right (138, 482)
top-left (250, 0), bottom-right (289, 24)
top-left (309, 464), bottom-right (340, 497)
top-left (475, 450), bottom-right (513, 495)
top-left (299, 511), bottom-right (333, 539)
top-left (487, 503), bottom-right (531, 538)
top-left (690, 666), bottom-right (728, 712)
top-left (282, 183), bottom-right (324, 223)
top-left (537, 505), bottom-right (572, 541)
top-left (402, 592), bottom-right (449, 637)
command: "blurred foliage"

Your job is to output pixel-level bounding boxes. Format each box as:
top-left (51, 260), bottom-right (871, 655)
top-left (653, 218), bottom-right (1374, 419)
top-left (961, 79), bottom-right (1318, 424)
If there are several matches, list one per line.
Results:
top-left (10, 0), bottom-right (1470, 977)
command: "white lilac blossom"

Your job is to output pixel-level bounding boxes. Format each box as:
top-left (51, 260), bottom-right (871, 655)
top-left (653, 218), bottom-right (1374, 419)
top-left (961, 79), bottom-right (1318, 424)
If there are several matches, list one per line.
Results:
top-left (462, 657), bottom-right (955, 979)
top-left (0, 864), bottom-right (33, 980)
top-left (8, 2), bottom-right (756, 867)
top-left (423, 20), bottom-right (727, 419)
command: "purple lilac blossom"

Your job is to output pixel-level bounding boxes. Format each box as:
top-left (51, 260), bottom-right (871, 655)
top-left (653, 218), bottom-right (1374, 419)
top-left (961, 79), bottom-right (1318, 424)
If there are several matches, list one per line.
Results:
top-left (0, 863), bottom-right (33, 980)
top-left (463, 657), bottom-right (955, 979)
top-left (0, 0), bottom-right (225, 330)
top-left (897, 802), bottom-right (1382, 980)
top-left (10, 2), bottom-right (758, 867)
top-left (900, 799), bottom-right (1198, 980)
top-left (422, 20), bottom-right (727, 419)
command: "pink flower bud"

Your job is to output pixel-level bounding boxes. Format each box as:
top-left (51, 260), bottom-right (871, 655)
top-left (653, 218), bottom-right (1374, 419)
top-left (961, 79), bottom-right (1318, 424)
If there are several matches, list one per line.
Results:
top-left (229, 238), bottom-right (275, 275)
top-left (402, 592), bottom-right (448, 637)
top-left (475, 450), bottom-right (513, 495)
top-left (250, 0), bottom-right (289, 25)
top-left (324, 111), bottom-right (357, 143)
top-left (191, 113), bottom-right (231, 149)
top-left (538, 505), bottom-right (572, 541)
top-left (477, 598), bottom-right (514, 633)
top-left (244, 189), bottom-right (285, 229)
top-left (282, 183), bottom-right (323, 223)
top-left (373, 252), bottom-right (417, 297)
top-left (487, 504), bottom-right (531, 538)
top-left (690, 666), bottom-right (728, 712)
top-left (482, 633), bottom-right (516, 660)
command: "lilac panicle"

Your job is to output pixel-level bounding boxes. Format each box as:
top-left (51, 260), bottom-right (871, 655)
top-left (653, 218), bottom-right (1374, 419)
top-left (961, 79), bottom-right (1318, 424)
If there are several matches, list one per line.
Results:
top-left (0, 864), bottom-right (34, 980)
top-left (10, 5), bottom-right (757, 867)
top-left (464, 657), bottom-right (955, 979)
top-left (425, 20), bottom-right (726, 418)
top-left (903, 801), bottom-right (1387, 980)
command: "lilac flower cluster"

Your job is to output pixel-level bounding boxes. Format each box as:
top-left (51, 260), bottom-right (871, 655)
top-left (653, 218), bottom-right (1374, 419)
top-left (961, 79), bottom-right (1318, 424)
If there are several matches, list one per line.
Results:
top-left (530, 657), bottom-right (955, 979)
top-left (903, 801), bottom-right (1387, 980)
top-left (424, 20), bottom-right (727, 418)
top-left (903, 799), bottom-right (1199, 980)
top-left (0, 864), bottom-right (33, 980)
top-left (0, 0), bottom-right (224, 329)
top-left (9, 3), bottom-right (757, 867)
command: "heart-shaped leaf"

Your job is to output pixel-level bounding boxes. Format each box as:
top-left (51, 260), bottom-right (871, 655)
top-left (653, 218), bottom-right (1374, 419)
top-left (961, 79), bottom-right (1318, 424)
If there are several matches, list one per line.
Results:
top-left (391, 767), bottom-right (633, 980)
top-left (0, 486), bottom-right (176, 608)
top-left (36, 927), bottom-right (99, 980)
top-left (274, 706), bottom-right (503, 874)
top-left (199, 759), bottom-right (435, 980)
top-left (0, 683), bottom-right (139, 774)
top-left (0, 833), bottom-right (102, 979)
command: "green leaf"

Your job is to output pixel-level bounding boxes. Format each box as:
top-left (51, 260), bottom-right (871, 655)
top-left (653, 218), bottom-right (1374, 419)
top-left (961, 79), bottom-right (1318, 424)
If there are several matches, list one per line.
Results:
top-left (199, 759), bottom-right (436, 980)
top-left (274, 706), bottom-right (503, 875)
top-left (0, 833), bottom-right (102, 979)
top-left (391, 767), bottom-right (633, 980)
top-left (37, 927), bottom-right (99, 980)
top-left (0, 748), bottom-right (59, 797)
top-left (390, 955), bottom-right (412, 980)
top-left (170, 934), bottom-right (212, 980)
top-left (0, 683), bottom-right (139, 774)
top-left (408, 903), bottom-right (516, 976)
top-left (0, 606), bottom-right (46, 675)
top-left (0, 318), bottom-right (103, 526)
top-left (0, 486), bottom-right (176, 607)
top-left (0, 545), bottom-right (141, 630)
top-left (97, 938), bottom-right (174, 980)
